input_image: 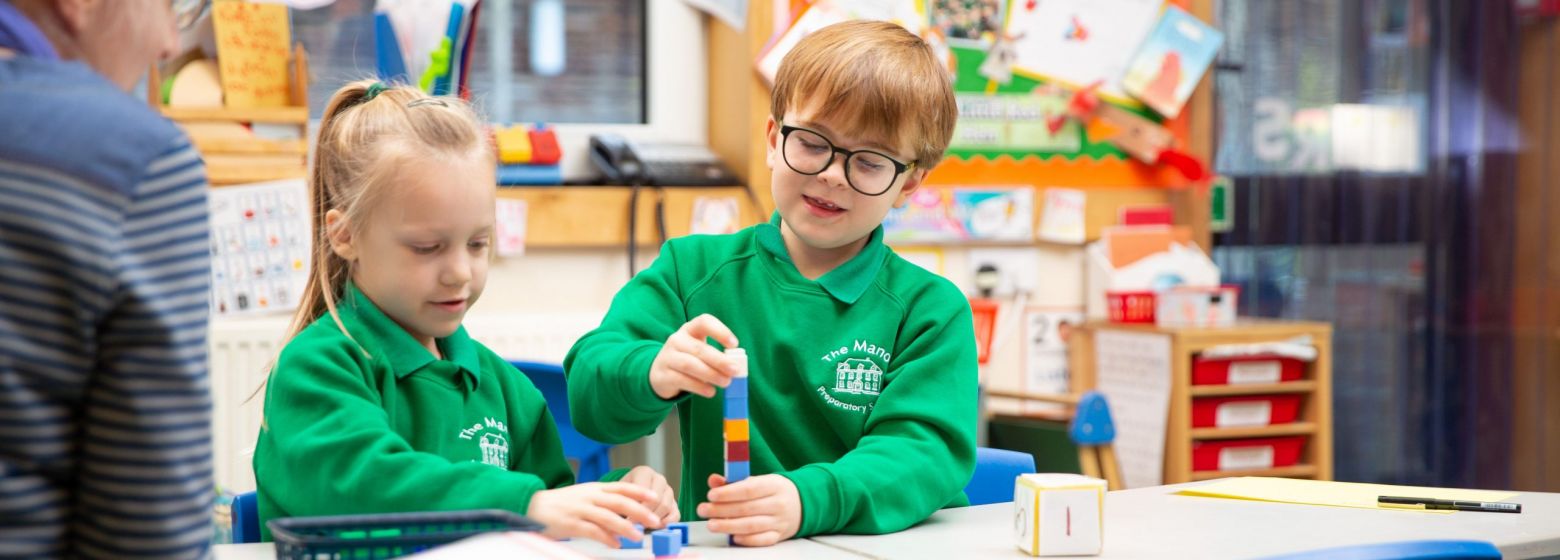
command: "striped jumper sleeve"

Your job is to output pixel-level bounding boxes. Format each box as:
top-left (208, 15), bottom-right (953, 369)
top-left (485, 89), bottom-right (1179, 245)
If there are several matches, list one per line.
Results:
top-left (0, 137), bottom-right (213, 559)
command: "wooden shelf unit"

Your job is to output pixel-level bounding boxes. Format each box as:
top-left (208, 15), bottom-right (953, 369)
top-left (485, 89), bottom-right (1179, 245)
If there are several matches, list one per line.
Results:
top-left (148, 44), bottom-right (311, 186)
top-left (495, 186), bottom-right (765, 249)
top-left (1069, 319), bottom-right (1334, 485)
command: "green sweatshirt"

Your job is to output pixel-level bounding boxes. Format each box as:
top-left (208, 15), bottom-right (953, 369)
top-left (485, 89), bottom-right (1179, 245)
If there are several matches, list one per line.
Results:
top-left (253, 284), bottom-right (576, 540)
top-left (565, 215), bottom-right (977, 538)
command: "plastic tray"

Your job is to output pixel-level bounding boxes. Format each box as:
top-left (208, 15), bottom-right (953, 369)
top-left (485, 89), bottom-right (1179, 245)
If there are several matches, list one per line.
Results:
top-left (268, 509), bottom-right (542, 559)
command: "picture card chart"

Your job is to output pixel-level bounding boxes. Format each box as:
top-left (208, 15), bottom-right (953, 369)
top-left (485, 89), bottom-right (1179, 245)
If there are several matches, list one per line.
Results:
top-left (209, 179), bottom-right (309, 317)
top-left (1093, 329), bottom-right (1172, 489)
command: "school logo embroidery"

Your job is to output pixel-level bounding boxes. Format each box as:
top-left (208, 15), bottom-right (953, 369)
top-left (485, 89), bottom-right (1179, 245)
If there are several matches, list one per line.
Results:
top-left (458, 417), bottom-right (510, 468)
top-left (834, 358), bottom-right (883, 395)
top-left (815, 339), bottom-right (890, 414)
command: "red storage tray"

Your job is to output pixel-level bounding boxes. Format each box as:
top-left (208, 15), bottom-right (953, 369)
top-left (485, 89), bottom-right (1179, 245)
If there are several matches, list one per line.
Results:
top-left (1191, 395), bottom-right (1303, 428)
top-left (1192, 436), bottom-right (1305, 472)
top-left (1192, 354), bottom-right (1305, 385)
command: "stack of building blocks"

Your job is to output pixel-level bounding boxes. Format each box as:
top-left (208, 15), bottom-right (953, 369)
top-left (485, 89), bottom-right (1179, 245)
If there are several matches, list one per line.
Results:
top-left (724, 348), bottom-right (750, 484)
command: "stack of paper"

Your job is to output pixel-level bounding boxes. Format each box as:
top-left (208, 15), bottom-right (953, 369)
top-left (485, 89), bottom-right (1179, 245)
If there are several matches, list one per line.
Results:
top-left (1176, 477), bottom-right (1519, 513)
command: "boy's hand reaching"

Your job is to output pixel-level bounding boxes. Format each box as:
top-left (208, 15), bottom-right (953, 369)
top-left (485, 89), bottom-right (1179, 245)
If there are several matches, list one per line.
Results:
top-left (527, 482), bottom-right (661, 548)
top-left (649, 314), bottom-right (740, 399)
top-left (697, 474), bottom-right (801, 547)
top-left (621, 465), bottom-right (680, 527)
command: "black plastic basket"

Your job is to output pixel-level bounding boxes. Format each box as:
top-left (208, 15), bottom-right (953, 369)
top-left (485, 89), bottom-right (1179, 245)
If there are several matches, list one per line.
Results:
top-left (267, 509), bottom-right (543, 559)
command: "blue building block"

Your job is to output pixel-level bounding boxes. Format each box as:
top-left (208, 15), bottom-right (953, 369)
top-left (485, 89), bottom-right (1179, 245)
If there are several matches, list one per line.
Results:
top-left (667, 522), bottom-right (689, 545)
top-left (652, 529), bottom-right (682, 558)
top-left (618, 523), bottom-right (644, 549)
top-left (726, 377), bottom-right (748, 399)
top-left (725, 460), bottom-right (750, 482)
top-left (724, 396), bottom-right (748, 419)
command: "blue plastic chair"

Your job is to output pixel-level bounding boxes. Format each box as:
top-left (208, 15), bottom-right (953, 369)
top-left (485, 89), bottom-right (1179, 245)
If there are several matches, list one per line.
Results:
top-left (1258, 540), bottom-right (1502, 560)
top-left (232, 491), bottom-right (260, 544)
top-left (512, 361), bottom-right (614, 483)
top-left (963, 447), bottom-right (1038, 506)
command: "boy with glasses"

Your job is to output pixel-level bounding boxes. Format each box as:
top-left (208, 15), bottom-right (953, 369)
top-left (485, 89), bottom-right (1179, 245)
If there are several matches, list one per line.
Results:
top-left (566, 20), bottom-right (973, 545)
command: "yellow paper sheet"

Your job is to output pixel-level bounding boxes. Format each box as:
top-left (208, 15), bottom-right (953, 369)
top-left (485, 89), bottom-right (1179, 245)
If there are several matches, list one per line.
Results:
top-left (212, 2), bottom-right (292, 108)
top-left (1176, 477), bottom-right (1518, 513)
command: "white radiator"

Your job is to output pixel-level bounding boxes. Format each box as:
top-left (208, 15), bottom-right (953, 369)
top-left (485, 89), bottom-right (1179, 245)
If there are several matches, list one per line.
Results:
top-left (208, 311), bottom-right (603, 493)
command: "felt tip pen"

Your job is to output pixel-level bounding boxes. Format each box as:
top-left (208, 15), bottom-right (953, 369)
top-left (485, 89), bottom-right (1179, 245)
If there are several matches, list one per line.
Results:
top-left (1378, 495), bottom-right (1522, 513)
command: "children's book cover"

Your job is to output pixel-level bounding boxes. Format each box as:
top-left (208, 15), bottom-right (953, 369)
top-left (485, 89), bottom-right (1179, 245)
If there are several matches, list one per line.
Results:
top-left (884, 187), bottom-right (1034, 243)
top-left (1121, 5), bottom-right (1225, 118)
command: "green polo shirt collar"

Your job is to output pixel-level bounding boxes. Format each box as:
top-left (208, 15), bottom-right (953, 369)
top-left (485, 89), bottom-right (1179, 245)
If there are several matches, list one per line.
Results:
top-left (340, 283), bottom-right (483, 387)
top-left (755, 212), bottom-right (886, 304)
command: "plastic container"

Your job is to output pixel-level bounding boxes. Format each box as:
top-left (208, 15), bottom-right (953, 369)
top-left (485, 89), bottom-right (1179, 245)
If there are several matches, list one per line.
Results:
top-left (1192, 355), bottom-right (1306, 385)
top-left (1191, 436), bottom-right (1305, 472)
top-left (268, 509), bottom-right (542, 560)
top-left (1191, 394), bottom-right (1303, 428)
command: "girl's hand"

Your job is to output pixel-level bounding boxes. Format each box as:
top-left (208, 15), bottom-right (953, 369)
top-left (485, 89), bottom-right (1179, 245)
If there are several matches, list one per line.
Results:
top-left (526, 482), bottom-right (661, 547)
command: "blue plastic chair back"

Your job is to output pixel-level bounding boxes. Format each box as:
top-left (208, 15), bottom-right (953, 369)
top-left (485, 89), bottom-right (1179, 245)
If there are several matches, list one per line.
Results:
top-left (1069, 391), bottom-right (1117, 445)
top-left (232, 490), bottom-right (260, 544)
top-left (1260, 540), bottom-right (1502, 560)
top-left (963, 447), bottom-right (1037, 506)
top-left (511, 361), bottom-right (614, 483)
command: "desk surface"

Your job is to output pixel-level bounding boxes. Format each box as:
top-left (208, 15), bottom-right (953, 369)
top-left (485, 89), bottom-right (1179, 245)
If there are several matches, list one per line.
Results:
top-left (214, 480), bottom-right (1560, 560)
top-left (813, 480), bottom-right (1560, 560)
top-left (213, 519), bottom-right (861, 560)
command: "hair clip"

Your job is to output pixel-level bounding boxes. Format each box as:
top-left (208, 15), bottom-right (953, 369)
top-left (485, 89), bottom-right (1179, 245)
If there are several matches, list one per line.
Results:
top-left (364, 82), bottom-right (387, 101)
top-left (406, 98), bottom-right (449, 108)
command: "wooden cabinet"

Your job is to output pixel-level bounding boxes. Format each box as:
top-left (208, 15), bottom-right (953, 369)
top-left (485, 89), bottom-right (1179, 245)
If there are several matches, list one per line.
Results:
top-left (1068, 320), bottom-right (1333, 484)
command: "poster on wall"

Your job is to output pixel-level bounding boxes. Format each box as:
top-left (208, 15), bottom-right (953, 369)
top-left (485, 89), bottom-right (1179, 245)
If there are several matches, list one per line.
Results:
top-left (1022, 307), bottom-right (1086, 415)
top-left (208, 179), bottom-right (310, 317)
top-left (762, 0), bottom-right (1197, 188)
top-left (1121, 5), bottom-right (1225, 118)
top-left (1004, 0), bottom-right (1164, 100)
top-left (950, 92), bottom-right (1081, 152)
top-left (928, 0), bottom-right (1006, 44)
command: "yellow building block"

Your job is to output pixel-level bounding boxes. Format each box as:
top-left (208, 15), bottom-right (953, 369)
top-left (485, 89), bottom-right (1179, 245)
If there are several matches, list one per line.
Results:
top-left (724, 419), bottom-right (749, 441)
top-left (496, 125), bottom-right (532, 164)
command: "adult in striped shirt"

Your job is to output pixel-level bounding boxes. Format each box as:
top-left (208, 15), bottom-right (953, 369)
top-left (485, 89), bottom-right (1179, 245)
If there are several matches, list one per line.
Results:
top-left (1, 1), bottom-right (213, 558)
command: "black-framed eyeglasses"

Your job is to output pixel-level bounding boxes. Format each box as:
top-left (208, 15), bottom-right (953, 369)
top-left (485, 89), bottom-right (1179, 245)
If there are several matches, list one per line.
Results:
top-left (780, 125), bottom-right (915, 196)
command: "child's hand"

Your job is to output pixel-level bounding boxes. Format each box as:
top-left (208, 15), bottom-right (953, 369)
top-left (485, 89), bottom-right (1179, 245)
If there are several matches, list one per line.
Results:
top-left (648, 314), bottom-right (740, 399)
top-left (621, 465), bottom-right (680, 527)
top-left (527, 482), bottom-right (661, 548)
top-left (697, 473), bottom-right (801, 547)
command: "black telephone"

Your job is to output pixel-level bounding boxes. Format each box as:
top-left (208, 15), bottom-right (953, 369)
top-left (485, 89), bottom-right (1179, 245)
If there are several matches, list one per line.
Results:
top-left (589, 134), bottom-right (740, 186)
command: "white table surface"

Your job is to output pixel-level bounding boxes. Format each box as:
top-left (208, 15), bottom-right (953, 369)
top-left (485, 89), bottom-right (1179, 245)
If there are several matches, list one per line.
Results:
top-left (214, 479), bottom-right (1560, 559)
top-left (811, 480), bottom-right (1560, 560)
top-left (214, 519), bottom-right (863, 559)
